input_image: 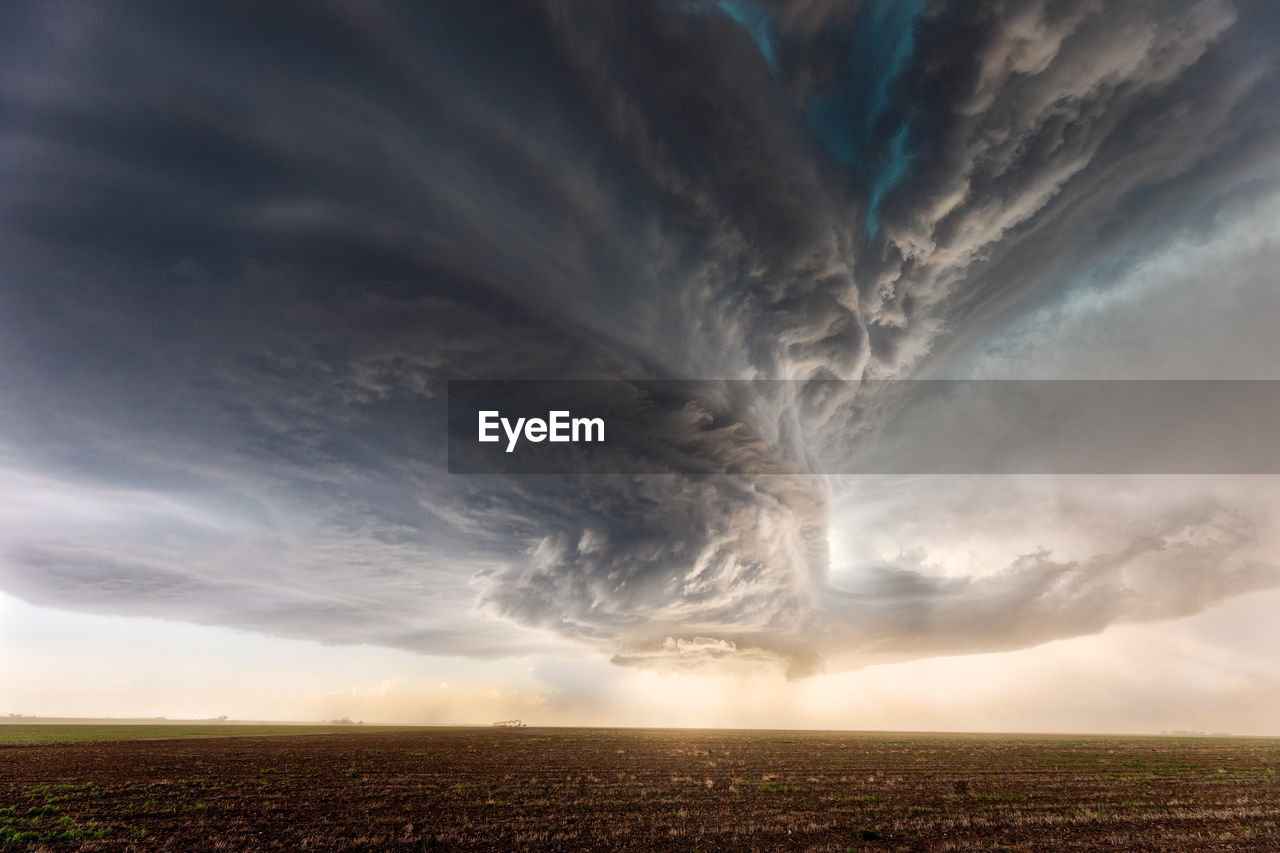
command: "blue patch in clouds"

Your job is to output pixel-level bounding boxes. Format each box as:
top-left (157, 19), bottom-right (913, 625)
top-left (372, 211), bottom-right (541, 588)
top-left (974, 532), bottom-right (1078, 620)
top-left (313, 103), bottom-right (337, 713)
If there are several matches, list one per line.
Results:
top-left (676, 0), bottom-right (779, 76)
top-left (714, 0), bottom-right (779, 74)
top-left (675, 0), bottom-right (927, 238)
top-left (866, 119), bottom-right (914, 237)
top-left (803, 0), bottom-right (927, 236)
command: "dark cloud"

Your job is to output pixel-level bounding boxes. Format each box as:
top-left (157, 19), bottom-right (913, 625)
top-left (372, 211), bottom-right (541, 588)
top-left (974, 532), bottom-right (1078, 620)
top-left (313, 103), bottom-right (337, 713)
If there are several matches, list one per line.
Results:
top-left (0, 0), bottom-right (1277, 675)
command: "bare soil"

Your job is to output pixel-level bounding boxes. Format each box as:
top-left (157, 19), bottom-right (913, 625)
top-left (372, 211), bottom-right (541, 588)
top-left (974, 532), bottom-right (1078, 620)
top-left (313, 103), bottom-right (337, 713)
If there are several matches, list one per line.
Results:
top-left (3, 727), bottom-right (1278, 851)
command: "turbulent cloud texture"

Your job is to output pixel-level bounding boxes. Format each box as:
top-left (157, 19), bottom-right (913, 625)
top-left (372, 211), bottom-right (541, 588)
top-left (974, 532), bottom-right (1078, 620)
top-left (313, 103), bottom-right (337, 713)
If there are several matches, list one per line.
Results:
top-left (1, 0), bottom-right (1278, 675)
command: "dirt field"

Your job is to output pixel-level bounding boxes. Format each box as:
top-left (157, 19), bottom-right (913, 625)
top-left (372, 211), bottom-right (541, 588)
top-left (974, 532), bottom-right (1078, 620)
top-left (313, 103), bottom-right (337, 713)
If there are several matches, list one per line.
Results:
top-left (2, 727), bottom-right (1277, 851)
top-left (0, 726), bottom-right (436, 749)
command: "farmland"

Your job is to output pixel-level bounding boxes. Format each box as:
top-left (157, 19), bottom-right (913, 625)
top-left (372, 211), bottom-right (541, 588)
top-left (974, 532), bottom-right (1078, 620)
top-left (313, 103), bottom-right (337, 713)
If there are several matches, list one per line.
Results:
top-left (0, 725), bottom-right (435, 749)
top-left (2, 727), bottom-right (1278, 850)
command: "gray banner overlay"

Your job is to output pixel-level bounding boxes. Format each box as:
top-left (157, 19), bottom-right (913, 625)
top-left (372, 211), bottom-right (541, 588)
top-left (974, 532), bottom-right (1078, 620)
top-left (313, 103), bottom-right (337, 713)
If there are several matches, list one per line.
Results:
top-left (447, 380), bottom-right (1280, 475)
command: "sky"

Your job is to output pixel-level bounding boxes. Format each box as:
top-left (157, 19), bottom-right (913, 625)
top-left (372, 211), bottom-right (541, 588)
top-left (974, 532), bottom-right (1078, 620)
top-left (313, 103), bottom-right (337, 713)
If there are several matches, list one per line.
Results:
top-left (1, 0), bottom-right (1279, 733)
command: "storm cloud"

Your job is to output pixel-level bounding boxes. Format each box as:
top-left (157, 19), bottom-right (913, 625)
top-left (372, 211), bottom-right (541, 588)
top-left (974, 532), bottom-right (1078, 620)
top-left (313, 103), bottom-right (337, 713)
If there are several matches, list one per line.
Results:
top-left (1, 0), bottom-right (1278, 676)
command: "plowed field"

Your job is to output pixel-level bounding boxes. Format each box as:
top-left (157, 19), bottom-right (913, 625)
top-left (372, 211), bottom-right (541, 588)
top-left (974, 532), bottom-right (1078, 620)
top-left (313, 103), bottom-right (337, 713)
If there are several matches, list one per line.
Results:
top-left (3, 728), bottom-right (1278, 851)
